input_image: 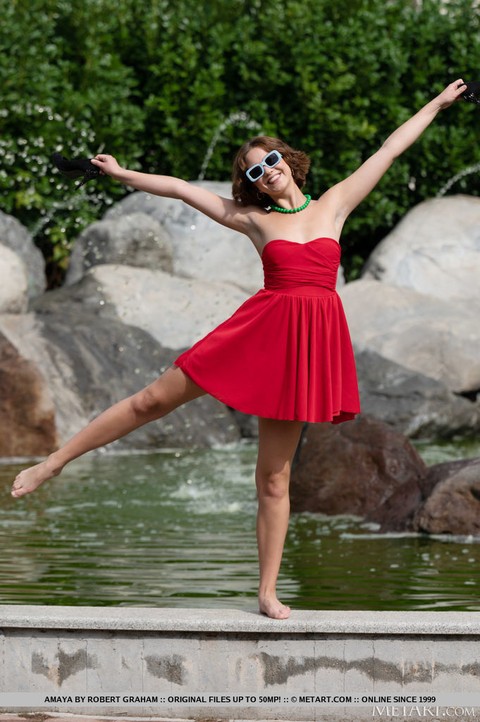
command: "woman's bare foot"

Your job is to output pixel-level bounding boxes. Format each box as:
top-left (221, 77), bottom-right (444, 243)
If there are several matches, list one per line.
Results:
top-left (259, 594), bottom-right (291, 620)
top-left (11, 457), bottom-right (62, 499)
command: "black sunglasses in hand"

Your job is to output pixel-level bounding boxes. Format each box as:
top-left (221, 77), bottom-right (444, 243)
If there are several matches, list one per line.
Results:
top-left (462, 81), bottom-right (480, 105)
top-left (51, 152), bottom-right (101, 186)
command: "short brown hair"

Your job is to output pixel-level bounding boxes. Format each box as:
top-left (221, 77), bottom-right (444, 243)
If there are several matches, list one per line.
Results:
top-left (232, 136), bottom-right (311, 208)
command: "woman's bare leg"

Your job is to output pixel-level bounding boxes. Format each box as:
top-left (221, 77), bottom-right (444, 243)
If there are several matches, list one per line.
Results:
top-left (256, 417), bottom-right (303, 620)
top-left (11, 366), bottom-right (205, 498)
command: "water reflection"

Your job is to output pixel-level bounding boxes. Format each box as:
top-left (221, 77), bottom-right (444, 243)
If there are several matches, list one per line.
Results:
top-left (287, 516), bottom-right (480, 611)
top-left (1, 441), bottom-right (480, 611)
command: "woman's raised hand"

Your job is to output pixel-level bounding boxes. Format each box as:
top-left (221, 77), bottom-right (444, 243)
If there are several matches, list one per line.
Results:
top-left (91, 153), bottom-right (124, 179)
top-left (435, 78), bottom-right (467, 109)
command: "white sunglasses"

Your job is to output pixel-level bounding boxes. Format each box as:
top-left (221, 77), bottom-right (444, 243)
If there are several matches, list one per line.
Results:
top-left (245, 150), bottom-right (282, 182)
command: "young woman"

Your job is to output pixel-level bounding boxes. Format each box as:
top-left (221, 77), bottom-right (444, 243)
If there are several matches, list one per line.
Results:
top-left (11, 79), bottom-right (467, 619)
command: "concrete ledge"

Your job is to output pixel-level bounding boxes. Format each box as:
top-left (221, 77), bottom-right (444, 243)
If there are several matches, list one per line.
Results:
top-left (2, 605), bottom-right (480, 634)
top-left (1, 606), bottom-right (480, 722)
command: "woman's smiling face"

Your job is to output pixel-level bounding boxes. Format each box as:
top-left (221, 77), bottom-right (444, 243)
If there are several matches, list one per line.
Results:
top-left (244, 147), bottom-right (292, 195)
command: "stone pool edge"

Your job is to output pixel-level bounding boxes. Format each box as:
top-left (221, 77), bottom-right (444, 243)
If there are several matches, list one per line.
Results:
top-left (1, 606), bottom-right (480, 722)
top-left (1, 605), bottom-right (480, 633)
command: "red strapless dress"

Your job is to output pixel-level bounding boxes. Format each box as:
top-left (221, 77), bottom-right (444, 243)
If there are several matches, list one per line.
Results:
top-left (174, 238), bottom-right (360, 423)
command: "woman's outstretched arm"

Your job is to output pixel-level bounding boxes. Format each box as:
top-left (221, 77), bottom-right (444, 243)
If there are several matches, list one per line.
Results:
top-left (324, 78), bottom-right (467, 223)
top-left (91, 154), bottom-right (254, 233)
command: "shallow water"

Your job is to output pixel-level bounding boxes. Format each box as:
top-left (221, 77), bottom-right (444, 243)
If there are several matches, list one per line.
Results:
top-left (1, 440), bottom-right (480, 611)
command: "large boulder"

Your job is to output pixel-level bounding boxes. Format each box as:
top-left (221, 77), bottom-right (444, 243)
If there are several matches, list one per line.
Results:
top-left (290, 415), bottom-right (426, 531)
top-left (0, 311), bottom-right (241, 453)
top-left (66, 212), bottom-right (174, 285)
top-left (0, 210), bottom-right (46, 301)
top-left (0, 331), bottom-right (57, 456)
top-left (363, 195), bottom-right (480, 309)
top-left (0, 245), bottom-right (28, 313)
top-left (413, 458), bottom-right (480, 536)
top-left (290, 412), bottom-right (480, 535)
top-left (103, 184), bottom-right (264, 293)
top-left (355, 349), bottom-right (480, 440)
top-left (339, 279), bottom-right (480, 393)
top-left (34, 264), bottom-right (249, 350)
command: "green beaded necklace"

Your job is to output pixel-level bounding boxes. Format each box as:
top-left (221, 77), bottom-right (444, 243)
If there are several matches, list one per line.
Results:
top-left (270, 194), bottom-right (311, 214)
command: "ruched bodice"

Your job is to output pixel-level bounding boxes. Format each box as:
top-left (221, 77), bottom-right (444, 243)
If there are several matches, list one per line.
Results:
top-left (175, 236), bottom-right (360, 424)
top-left (262, 238), bottom-right (340, 292)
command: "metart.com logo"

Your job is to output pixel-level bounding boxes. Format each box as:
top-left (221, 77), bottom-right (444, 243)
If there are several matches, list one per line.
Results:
top-left (372, 706), bottom-right (477, 718)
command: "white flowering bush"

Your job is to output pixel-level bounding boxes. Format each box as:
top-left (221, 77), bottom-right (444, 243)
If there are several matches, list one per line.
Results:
top-left (0, 0), bottom-right (143, 285)
top-left (0, 103), bottom-right (110, 279)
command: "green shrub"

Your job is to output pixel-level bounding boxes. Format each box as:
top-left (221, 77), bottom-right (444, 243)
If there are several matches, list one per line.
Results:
top-left (2, 0), bottom-right (480, 284)
top-left (0, 0), bottom-right (144, 284)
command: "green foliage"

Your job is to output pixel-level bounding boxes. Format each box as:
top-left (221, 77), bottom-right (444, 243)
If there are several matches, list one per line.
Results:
top-left (0, 0), bottom-right (144, 284)
top-left (2, 0), bottom-right (480, 283)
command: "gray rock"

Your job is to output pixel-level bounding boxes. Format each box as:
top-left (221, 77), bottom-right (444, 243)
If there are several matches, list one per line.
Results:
top-left (290, 415), bottom-right (426, 531)
top-left (0, 245), bottom-right (28, 313)
top-left (0, 210), bottom-right (46, 300)
top-left (104, 185), bottom-right (265, 293)
top-left (0, 311), bottom-right (241, 453)
top-left (355, 349), bottom-right (480, 440)
top-left (66, 212), bottom-right (174, 285)
top-left (413, 458), bottom-right (480, 536)
top-left (34, 264), bottom-right (249, 350)
top-left (340, 279), bottom-right (480, 393)
top-left (363, 195), bottom-right (480, 309)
